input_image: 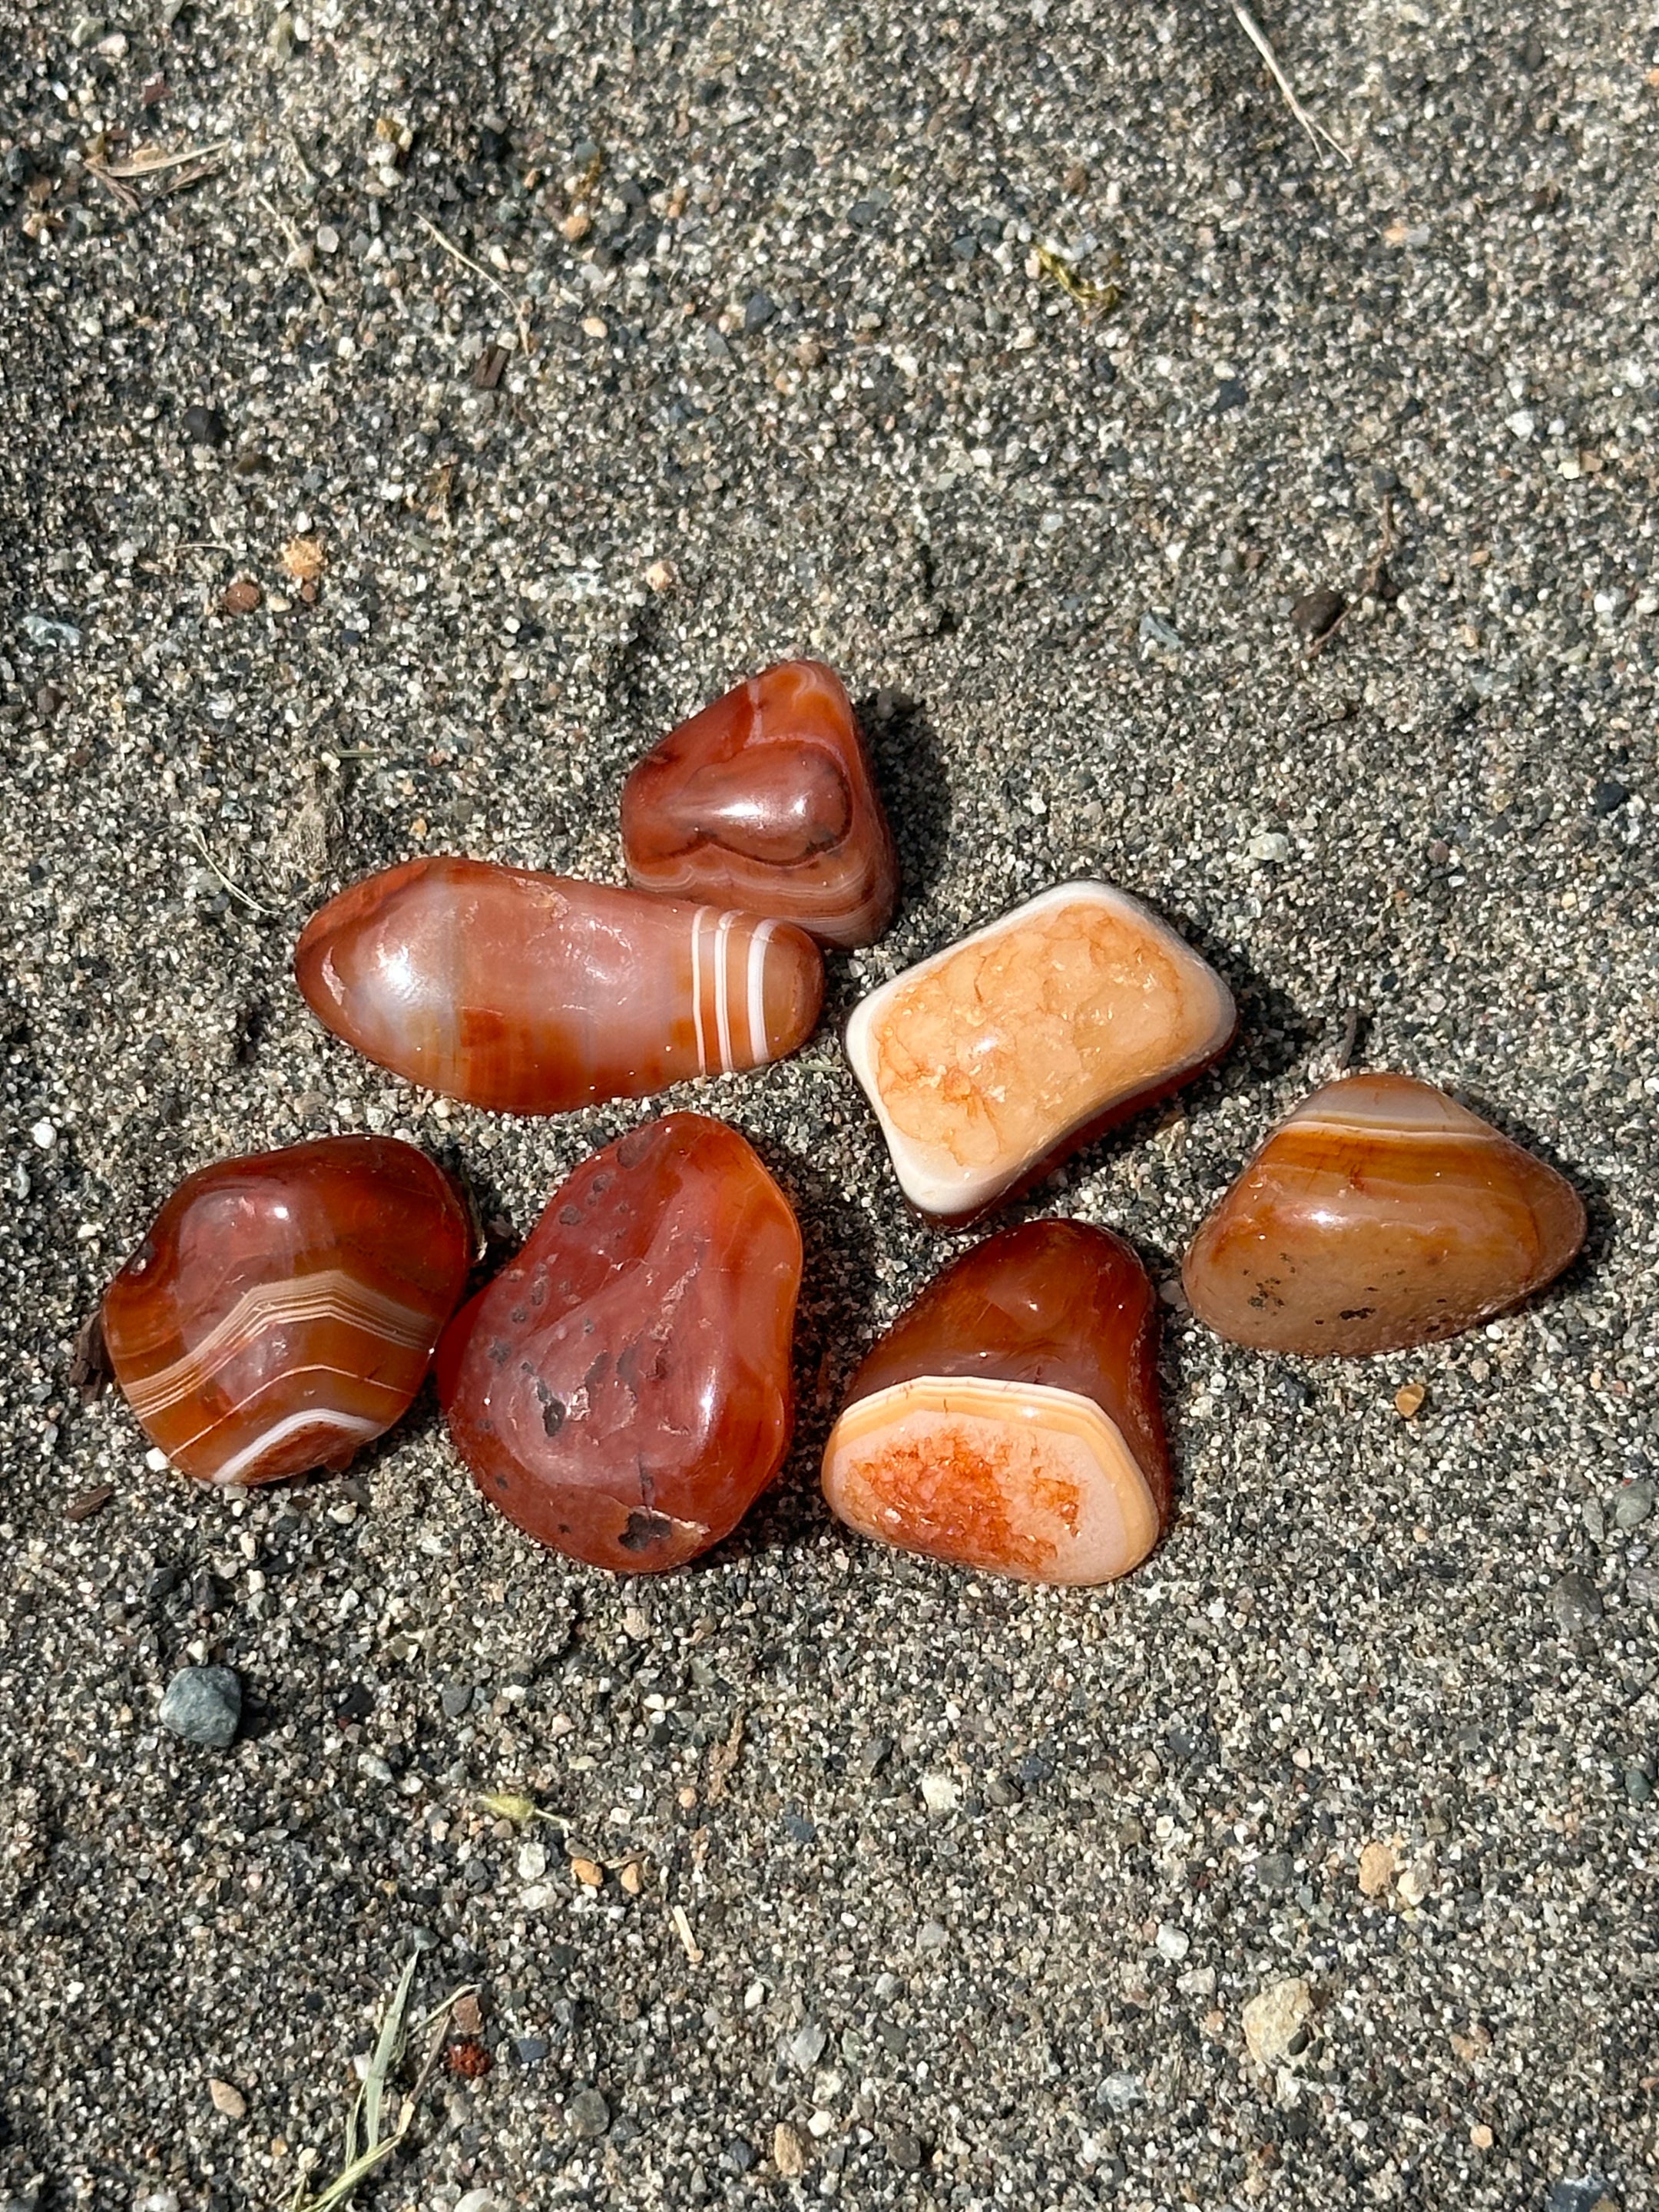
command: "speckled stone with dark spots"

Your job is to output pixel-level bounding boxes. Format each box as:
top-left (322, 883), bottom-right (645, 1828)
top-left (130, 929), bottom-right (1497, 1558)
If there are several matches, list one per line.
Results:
top-left (438, 1113), bottom-right (801, 1571)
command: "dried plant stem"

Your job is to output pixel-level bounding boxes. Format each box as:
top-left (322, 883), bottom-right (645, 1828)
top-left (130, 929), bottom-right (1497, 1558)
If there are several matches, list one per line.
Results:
top-left (1231, 2), bottom-right (1350, 166)
top-left (412, 212), bottom-right (533, 362)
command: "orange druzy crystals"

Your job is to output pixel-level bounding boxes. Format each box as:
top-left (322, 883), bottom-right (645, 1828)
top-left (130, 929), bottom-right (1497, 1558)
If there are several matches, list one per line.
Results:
top-left (102, 1136), bottom-right (472, 1486)
top-left (1182, 1071), bottom-right (1587, 1356)
top-left (822, 1220), bottom-right (1172, 1585)
top-left (621, 659), bottom-right (899, 948)
top-left (294, 856), bottom-right (823, 1114)
top-left (439, 1112), bottom-right (802, 1573)
top-left (845, 881), bottom-right (1237, 1224)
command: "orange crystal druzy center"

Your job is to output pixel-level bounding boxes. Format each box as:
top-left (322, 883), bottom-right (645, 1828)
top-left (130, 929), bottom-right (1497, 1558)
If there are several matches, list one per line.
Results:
top-left (869, 898), bottom-right (1213, 1170)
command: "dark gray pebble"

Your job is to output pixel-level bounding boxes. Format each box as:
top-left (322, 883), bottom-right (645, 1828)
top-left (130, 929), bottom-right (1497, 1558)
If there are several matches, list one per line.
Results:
top-left (159, 1665), bottom-right (241, 1749)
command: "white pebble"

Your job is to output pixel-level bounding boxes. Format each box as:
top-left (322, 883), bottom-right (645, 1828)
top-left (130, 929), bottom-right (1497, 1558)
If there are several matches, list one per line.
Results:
top-left (29, 1118), bottom-right (56, 1149)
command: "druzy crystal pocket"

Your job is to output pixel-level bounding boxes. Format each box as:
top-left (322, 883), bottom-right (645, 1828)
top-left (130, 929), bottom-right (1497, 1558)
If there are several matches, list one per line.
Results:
top-left (822, 1220), bottom-right (1172, 1584)
top-left (846, 881), bottom-right (1236, 1224)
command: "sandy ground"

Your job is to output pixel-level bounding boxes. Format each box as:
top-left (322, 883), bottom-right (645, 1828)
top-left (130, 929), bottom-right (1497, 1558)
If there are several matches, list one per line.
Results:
top-left (2, 0), bottom-right (1657, 2206)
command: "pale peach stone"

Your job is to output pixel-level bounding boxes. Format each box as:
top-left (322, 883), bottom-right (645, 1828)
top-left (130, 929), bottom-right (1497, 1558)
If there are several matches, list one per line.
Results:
top-left (844, 882), bottom-right (1236, 1221)
top-left (821, 1375), bottom-right (1161, 1586)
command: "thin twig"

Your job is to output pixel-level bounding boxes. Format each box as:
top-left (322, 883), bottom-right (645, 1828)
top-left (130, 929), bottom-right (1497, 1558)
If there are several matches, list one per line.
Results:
top-left (412, 211), bottom-right (533, 361)
top-left (257, 192), bottom-right (329, 314)
top-left (1231, 2), bottom-right (1350, 165)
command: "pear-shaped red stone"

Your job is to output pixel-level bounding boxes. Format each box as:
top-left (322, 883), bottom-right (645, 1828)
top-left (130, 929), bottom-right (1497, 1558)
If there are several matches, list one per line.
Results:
top-left (102, 1135), bottom-right (472, 1486)
top-left (438, 1112), bottom-right (802, 1572)
top-left (822, 1220), bottom-right (1172, 1584)
top-left (295, 856), bottom-right (824, 1114)
top-left (621, 659), bottom-right (899, 948)
top-left (1183, 1071), bottom-right (1587, 1355)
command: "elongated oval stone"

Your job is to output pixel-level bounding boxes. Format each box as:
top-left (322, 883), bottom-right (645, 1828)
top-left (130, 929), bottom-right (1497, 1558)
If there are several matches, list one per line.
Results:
top-left (438, 1112), bottom-right (802, 1572)
top-left (621, 659), bottom-right (899, 948)
top-left (102, 1135), bottom-right (472, 1486)
top-left (821, 1220), bottom-right (1171, 1584)
top-left (295, 856), bottom-right (824, 1114)
top-left (1182, 1072), bottom-right (1587, 1355)
top-left (845, 881), bottom-right (1237, 1224)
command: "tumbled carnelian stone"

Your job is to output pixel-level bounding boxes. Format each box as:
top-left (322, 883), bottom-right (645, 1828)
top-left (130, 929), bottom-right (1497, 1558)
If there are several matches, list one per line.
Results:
top-left (1183, 1071), bottom-right (1587, 1356)
top-left (295, 856), bottom-right (824, 1115)
top-left (822, 1220), bottom-right (1172, 1585)
top-left (102, 1135), bottom-right (472, 1486)
top-left (621, 659), bottom-right (899, 949)
top-left (438, 1112), bottom-right (802, 1572)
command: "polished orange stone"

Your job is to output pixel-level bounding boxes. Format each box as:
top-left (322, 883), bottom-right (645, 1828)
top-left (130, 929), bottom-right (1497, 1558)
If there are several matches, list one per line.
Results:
top-left (102, 1136), bottom-right (472, 1486)
top-left (621, 659), bottom-right (899, 948)
top-left (822, 1220), bottom-right (1171, 1584)
top-left (1183, 1071), bottom-right (1587, 1355)
top-left (438, 1112), bottom-right (802, 1572)
top-left (295, 856), bottom-right (824, 1114)
top-left (846, 881), bottom-right (1237, 1224)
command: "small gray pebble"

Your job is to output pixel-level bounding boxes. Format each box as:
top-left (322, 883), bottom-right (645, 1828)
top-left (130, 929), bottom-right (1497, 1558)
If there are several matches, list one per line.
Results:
top-left (1628, 1565), bottom-right (1659, 1605)
top-left (514, 2035), bottom-right (550, 2064)
top-left (886, 2128), bottom-right (926, 2171)
top-left (159, 1665), bottom-right (241, 1749)
top-left (1613, 1479), bottom-right (1654, 1531)
top-left (985, 1773), bottom-right (1022, 1807)
top-left (787, 2020), bottom-right (826, 2071)
top-left (1551, 1571), bottom-right (1602, 1631)
top-left (742, 290), bottom-right (774, 333)
top-left (566, 2087), bottom-right (610, 2139)
top-left (1624, 1765), bottom-right (1654, 1804)
top-left (440, 1683), bottom-right (475, 1719)
top-left (1253, 1852), bottom-right (1295, 1891)
top-left (1581, 1498), bottom-right (1607, 1543)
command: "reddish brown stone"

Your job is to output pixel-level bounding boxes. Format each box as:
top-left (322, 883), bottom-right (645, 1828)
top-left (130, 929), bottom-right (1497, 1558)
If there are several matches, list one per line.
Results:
top-left (822, 1220), bottom-right (1171, 1584)
top-left (439, 1113), bottom-right (802, 1572)
top-left (1183, 1072), bottom-right (1586, 1355)
top-left (621, 660), bottom-right (899, 948)
top-left (101, 1136), bottom-right (472, 1486)
top-left (295, 856), bottom-right (823, 1114)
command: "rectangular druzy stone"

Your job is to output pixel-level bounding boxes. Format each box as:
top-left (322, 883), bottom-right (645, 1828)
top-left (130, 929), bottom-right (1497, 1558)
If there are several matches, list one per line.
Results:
top-left (844, 881), bottom-right (1237, 1223)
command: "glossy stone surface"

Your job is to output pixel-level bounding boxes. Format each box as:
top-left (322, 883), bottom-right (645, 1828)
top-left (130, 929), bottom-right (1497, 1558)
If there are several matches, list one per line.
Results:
top-left (102, 1136), bottom-right (472, 1485)
top-left (438, 1112), bottom-right (801, 1572)
top-left (621, 659), bottom-right (899, 948)
top-left (1183, 1072), bottom-right (1587, 1355)
top-left (296, 856), bottom-right (824, 1114)
top-left (845, 881), bottom-right (1237, 1224)
top-left (822, 1220), bottom-right (1171, 1584)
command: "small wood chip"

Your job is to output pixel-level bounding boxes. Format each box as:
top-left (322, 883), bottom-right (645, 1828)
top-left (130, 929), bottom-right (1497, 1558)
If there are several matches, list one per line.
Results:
top-left (65, 1484), bottom-right (115, 1524)
top-left (569, 1855), bottom-right (604, 1889)
top-left (68, 1309), bottom-right (112, 1402)
top-left (281, 535), bottom-right (326, 581)
top-left (207, 2076), bottom-right (247, 2119)
top-left (644, 558), bottom-right (677, 593)
top-left (706, 1707), bottom-right (747, 1803)
top-left (1394, 1381), bottom-right (1428, 1419)
top-left (452, 1992), bottom-right (483, 2036)
top-left (773, 2121), bottom-right (808, 2178)
top-left (471, 343), bottom-right (509, 390)
top-left (559, 209), bottom-right (592, 242)
top-left (1469, 2122), bottom-right (1494, 2151)
top-left (618, 1859), bottom-right (644, 1896)
top-left (671, 1902), bottom-right (704, 1964)
top-left (222, 578), bottom-right (263, 614)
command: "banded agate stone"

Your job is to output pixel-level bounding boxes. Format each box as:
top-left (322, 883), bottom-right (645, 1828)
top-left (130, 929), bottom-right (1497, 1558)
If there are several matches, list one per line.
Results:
top-left (822, 1220), bottom-right (1171, 1584)
top-left (295, 856), bottom-right (823, 1114)
top-left (438, 1112), bottom-right (801, 1573)
top-left (1183, 1072), bottom-right (1587, 1356)
top-left (846, 882), bottom-right (1236, 1224)
top-left (102, 1136), bottom-right (471, 1486)
top-left (621, 659), bottom-right (899, 948)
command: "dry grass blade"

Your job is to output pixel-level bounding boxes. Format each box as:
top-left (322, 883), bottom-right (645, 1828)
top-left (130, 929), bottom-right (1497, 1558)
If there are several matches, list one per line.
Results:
top-left (94, 139), bottom-right (230, 179)
top-left (412, 212), bottom-right (533, 363)
top-left (1035, 243), bottom-right (1122, 315)
top-left (363, 1952), bottom-right (419, 2149)
top-left (1231, 2), bottom-right (1351, 166)
top-left (184, 826), bottom-right (273, 916)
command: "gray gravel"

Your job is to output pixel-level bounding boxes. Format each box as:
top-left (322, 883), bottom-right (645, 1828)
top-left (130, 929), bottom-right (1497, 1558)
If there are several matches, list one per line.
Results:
top-left (2, 0), bottom-right (1657, 2207)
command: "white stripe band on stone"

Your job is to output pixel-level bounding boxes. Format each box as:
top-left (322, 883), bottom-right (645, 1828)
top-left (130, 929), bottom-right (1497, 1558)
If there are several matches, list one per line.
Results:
top-left (690, 906), bottom-right (711, 1078)
top-left (205, 1406), bottom-right (386, 1487)
top-left (747, 919), bottom-right (777, 1065)
top-left (713, 911), bottom-right (736, 1071)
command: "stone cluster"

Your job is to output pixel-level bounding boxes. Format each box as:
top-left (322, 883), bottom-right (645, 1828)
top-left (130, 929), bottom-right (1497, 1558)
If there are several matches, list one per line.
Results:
top-left (101, 659), bottom-right (1587, 1584)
